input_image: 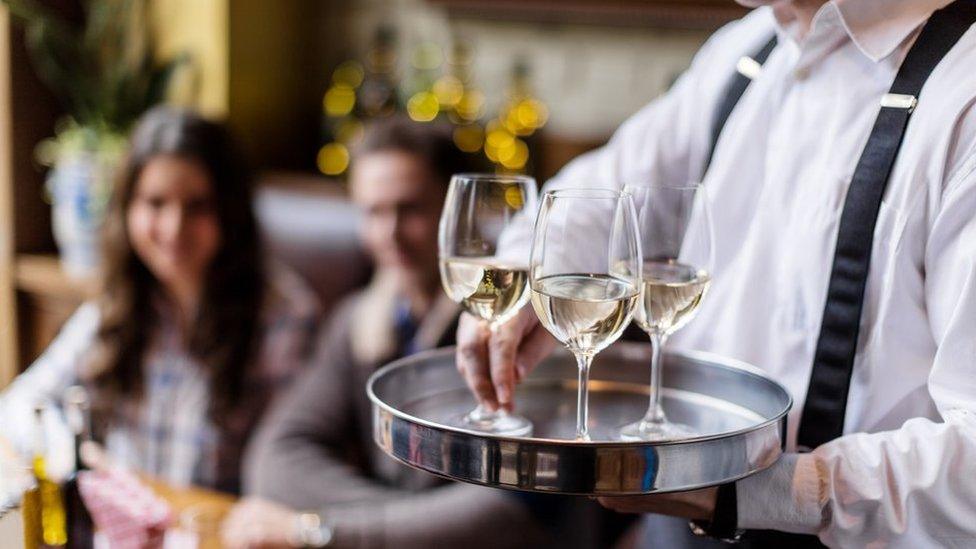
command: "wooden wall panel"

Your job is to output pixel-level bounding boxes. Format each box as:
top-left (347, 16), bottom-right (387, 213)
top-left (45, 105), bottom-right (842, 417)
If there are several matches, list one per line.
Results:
top-left (227, 1), bottom-right (335, 171)
top-left (0, 6), bottom-right (16, 386)
top-left (0, 1), bottom-right (78, 383)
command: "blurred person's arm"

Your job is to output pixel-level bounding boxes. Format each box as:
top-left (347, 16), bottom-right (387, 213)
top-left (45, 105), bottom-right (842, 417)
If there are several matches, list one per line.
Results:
top-left (243, 297), bottom-right (403, 506)
top-left (0, 303), bottom-right (99, 473)
top-left (224, 487), bottom-right (549, 549)
top-left (241, 297), bottom-right (548, 548)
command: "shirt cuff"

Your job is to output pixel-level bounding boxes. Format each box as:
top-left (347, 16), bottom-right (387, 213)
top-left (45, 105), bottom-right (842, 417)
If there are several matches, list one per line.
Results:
top-left (737, 452), bottom-right (826, 534)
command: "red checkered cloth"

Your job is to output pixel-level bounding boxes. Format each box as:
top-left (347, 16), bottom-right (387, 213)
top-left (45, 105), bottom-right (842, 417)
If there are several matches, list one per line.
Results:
top-left (78, 469), bottom-right (173, 549)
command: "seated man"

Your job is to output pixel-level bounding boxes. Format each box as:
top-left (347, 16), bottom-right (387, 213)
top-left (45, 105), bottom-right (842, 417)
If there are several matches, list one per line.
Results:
top-left (222, 118), bottom-right (628, 549)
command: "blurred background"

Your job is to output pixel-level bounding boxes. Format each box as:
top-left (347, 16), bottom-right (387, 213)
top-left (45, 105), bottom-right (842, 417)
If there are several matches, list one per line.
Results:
top-left (0, 0), bottom-right (748, 387)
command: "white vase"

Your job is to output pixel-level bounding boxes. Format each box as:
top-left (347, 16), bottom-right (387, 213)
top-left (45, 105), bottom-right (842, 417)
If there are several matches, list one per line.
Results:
top-left (47, 152), bottom-right (115, 280)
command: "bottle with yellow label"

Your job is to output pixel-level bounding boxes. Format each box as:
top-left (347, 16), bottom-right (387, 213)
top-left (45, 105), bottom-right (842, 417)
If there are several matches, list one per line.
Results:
top-left (21, 482), bottom-right (41, 549)
top-left (62, 386), bottom-right (95, 549)
top-left (32, 404), bottom-right (67, 547)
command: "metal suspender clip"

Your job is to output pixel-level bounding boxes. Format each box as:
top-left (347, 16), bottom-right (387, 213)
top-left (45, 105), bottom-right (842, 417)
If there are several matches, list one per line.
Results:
top-left (880, 93), bottom-right (918, 112)
top-left (736, 56), bottom-right (763, 80)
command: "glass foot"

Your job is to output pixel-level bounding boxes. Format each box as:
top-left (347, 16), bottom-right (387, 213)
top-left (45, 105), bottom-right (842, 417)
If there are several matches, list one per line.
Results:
top-left (618, 418), bottom-right (695, 442)
top-left (450, 406), bottom-right (533, 436)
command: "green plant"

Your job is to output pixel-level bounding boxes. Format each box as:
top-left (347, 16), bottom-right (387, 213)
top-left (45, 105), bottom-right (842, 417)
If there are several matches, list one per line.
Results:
top-left (2, 0), bottom-right (186, 138)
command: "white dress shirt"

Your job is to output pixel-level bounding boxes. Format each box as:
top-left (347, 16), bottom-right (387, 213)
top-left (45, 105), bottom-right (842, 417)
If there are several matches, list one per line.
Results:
top-left (538, 1), bottom-right (976, 546)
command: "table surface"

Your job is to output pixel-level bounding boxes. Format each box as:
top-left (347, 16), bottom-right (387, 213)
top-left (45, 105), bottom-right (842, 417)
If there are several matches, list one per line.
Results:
top-left (144, 476), bottom-right (236, 516)
top-left (3, 435), bottom-right (235, 505)
top-left (1, 436), bottom-right (237, 546)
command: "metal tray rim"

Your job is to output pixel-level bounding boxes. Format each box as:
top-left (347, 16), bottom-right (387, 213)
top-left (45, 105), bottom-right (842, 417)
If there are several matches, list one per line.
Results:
top-left (382, 445), bottom-right (777, 496)
top-left (366, 345), bottom-right (793, 447)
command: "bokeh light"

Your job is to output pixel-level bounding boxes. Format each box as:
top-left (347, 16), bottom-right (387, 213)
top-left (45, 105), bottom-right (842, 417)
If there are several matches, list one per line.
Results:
top-left (484, 120), bottom-right (515, 163)
top-left (332, 61), bottom-right (365, 88)
top-left (498, 138), bottom-right (528, 170)
top-left (517, 98), bottom-right (548, 129)
top-left (407, 91), bottom-right (440, 122)
top-left (318, 34), bottom-right (547, 175)
top-left (485, 122), bottom-right (514, 150)
top-left (433, 75), bottom-right (464, 108)
top-left (317, 142), bottom-right (350, 175)
top-left (454, 90), bottom-right (484, 122)
top-left (324, 85), bottom-right (356, 117)
top-left (504, 185), bottom-right (525, 209)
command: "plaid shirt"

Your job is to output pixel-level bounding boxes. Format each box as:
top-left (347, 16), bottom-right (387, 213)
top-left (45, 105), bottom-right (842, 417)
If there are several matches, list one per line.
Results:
top-left (0, 265), bottom-right (319, 493)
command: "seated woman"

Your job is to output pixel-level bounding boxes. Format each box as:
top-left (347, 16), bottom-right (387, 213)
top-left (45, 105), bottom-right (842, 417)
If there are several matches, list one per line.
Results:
top-left (0, 107), bottom-right (319, 494)
top-left (224, 118), bottom-right (630, 549)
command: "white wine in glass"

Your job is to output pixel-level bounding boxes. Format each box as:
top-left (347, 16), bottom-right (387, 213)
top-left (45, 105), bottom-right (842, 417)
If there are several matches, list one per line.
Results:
top-left (439, 174), bottom-right (538, 436)
top-left (633, 261), bottom-right (710, 336)
top-left (619, 183), bottom-right (714, 441)
top-left (529, 188), bottom-right (642, 440)
top-left (439, 257), bottom-right (530, 327)
top-left (530, 274), bottom-right (636, 356)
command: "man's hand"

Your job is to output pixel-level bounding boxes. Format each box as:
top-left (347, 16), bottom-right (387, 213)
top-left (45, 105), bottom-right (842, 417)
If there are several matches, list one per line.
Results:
top-left (597, 487), bottom-right (718, 521)
top-left (221, 497), bottom-right (303, 549)
top-left (456, 307), bottom-right (557, 412)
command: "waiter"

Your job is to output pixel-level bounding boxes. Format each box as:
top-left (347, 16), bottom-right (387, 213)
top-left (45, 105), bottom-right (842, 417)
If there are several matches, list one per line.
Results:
top-left (456, 0), bottom-right (976, 547)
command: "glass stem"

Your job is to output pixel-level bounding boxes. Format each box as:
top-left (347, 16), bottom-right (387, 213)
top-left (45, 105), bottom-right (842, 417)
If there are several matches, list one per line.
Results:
top-left (575, 352), bottom-right (594, 441)
top-left (644, 332), bottom-right (668, 424)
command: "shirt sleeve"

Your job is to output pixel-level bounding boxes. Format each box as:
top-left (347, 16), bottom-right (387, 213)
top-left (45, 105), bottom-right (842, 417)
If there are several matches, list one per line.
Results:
top-left (737, 151), bottom-right (976, 547)
top-left (0, 303), bottom-right (99, 474)
top-left (493, 12), bottom-right (773, 267)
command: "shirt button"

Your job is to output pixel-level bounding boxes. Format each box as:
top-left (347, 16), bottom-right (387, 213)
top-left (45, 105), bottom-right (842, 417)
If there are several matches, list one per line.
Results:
top-left (794, 67), bottom-right (810, 80)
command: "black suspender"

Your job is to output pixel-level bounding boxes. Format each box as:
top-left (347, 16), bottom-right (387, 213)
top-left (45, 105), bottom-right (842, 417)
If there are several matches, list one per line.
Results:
top-left (705, 3), bottom-right (976, 451)
top-left (697, 2), bottom-right (976, 544)
top-left (703, 35), bottom-right (778, 177)
top-left (797, 0), bottom-right (976, 450)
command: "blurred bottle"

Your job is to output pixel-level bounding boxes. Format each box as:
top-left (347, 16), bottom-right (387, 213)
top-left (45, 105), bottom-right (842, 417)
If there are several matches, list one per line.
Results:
top-left (62, 386), bottom-right (94, 549)
top-left (22, 480), bottom-right (41, 549)
top-left (32, 404), bottom-right (67, 547)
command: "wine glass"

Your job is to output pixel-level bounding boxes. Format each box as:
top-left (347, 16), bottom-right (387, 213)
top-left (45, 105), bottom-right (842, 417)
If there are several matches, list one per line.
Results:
top-left (619, 182), bottom-right (714, 441)
top-left (439, 173), bottom-right (538, 436)
top-left (529, 188), bottom-right (642, 440)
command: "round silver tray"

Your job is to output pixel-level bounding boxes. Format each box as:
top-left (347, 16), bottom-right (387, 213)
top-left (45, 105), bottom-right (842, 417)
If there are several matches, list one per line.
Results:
top-left (367, 343), bottom-right (792, 495)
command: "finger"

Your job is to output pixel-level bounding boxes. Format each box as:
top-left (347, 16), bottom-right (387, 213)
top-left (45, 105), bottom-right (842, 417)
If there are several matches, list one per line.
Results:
top-left (515, 320), bottom-right (557, 381)
top-left (456, 314), bottom-right (499, 411)
top-left (488, 321), bottom-right (521, 411)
